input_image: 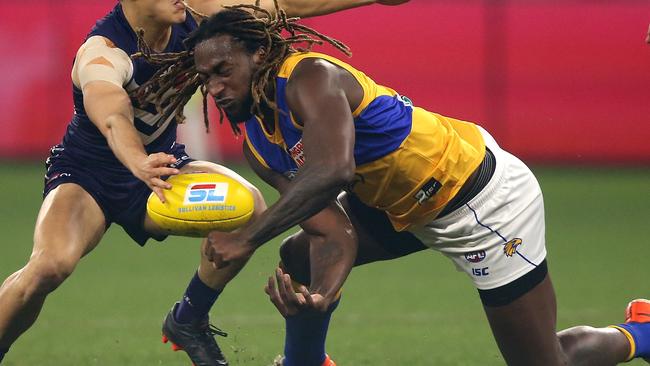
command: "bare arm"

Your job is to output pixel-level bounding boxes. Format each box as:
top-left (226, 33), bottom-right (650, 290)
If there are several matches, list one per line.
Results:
top-left (243, 143), bottom-right (357, 308)
top-left (186, 0), bottom-right (408, 18)
top-left (75, 37), bottom-right (179, 201)
top-left (239, 59), bottom-right (357, 248)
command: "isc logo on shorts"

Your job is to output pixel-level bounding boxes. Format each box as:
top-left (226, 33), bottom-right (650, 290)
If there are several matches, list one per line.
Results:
top-left (184, 183), bottom-right (228, 205)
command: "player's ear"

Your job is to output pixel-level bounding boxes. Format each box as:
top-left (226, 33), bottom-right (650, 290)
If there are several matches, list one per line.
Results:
top-left (253, 47), bottom-right (267, 65)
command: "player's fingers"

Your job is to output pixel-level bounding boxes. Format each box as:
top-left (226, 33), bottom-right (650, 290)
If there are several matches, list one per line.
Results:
top-left (153, 186), bottom-right (166, 203)
top-left (299, 286), bottom-right (314, 308)
top-left (264, 278), bottom-right (272, 296)
top-left (275, 269), bottom-right (297, 306)
top-left (274, 268), bottom-right (288, 298)
top-left (266, 275), bottom-right (289, 316)
top-left (280, 272), bottom-right (304, 307)
top-left (151, 177), bottom-right (172, 190)
top-left (214, 254), bottom-right (229, 269)
top-left (153, 167), bottom-right (180, 177)
top-left (150, 152), bottom-right (177, 166)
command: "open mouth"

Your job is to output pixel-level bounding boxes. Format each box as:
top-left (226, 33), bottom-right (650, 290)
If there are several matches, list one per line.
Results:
top-left (215, 98), bottom-right (235, 110)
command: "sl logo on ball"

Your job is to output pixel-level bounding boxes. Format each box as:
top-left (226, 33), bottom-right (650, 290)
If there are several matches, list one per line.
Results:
top-left (184, 183), bottom-right (229, 205)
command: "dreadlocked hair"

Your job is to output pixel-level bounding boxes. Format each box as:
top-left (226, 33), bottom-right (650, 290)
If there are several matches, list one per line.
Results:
top-left (130, 0), bottom-right (350, 135)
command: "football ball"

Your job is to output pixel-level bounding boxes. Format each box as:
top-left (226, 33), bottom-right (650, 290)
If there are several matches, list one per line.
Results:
top-left (146, 173), bottom-right (255, 237)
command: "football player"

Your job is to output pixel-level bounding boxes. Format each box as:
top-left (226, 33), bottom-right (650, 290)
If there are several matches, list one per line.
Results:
top-left (192, 5), bottom-right (650, 366)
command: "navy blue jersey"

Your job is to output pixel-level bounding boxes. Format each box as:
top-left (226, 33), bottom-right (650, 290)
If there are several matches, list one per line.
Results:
top-left (63, 3), bottom-right (198, 169)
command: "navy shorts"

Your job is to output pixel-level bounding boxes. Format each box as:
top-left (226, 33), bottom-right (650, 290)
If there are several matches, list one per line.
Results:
top-left (43, 143), bottom-right (194, 246)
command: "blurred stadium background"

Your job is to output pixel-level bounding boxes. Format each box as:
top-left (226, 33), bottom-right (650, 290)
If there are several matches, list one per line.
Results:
top-left (1, 1), bottom-right (649, 365)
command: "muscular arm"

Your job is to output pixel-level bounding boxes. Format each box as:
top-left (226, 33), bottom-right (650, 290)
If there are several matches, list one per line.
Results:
top-left (186, 0), bottom-right (407, 18)
top-left (244, 143), bottom-right (357, 303)
top-left (83, 84), bottom-right (143, 172)
top-left (240, 59), bottom-right (357, 249)
top-left (75, 37), bottom-right (179, 201)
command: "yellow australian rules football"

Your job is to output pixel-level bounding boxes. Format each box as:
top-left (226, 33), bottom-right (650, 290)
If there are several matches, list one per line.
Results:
top-left (146, 173), bottom-right (255, 237)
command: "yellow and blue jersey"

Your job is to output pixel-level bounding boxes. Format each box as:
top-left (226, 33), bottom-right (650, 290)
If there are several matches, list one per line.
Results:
top-left (245, 52), bottom-right (485, 230)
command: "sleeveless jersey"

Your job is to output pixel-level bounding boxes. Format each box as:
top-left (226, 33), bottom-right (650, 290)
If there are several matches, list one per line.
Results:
top-left (245, 52), bottom-right (486, 230)
top-left (63, 3), bottom-right (198, 169)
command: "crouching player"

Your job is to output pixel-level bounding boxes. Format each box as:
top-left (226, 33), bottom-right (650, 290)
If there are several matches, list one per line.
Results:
top-left (192, 6), bottom-right (650, 366)
top-left (0, 0), bottom-right (408, 365)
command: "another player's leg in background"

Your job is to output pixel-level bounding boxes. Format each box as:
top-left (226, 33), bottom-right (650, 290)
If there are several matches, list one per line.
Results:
top-left (168, 161), bottom-right (264, 326)
top-left (0, 184), bottom-right (106, 363)
top-left (155, 161), bottom-right (266, 365)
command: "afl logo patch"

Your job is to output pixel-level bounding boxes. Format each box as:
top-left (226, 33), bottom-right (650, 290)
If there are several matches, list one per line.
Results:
top-left (183, 183), bottom-right (228, 205)
top-left (465, 250), bottom-right (487, 263)
top-left (503, 238), bottom-right (523, 257)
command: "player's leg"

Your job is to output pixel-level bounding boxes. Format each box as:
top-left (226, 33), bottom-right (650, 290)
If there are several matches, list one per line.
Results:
top-left (482, 271), bottom-right (639, 366)
top-left (481, 272), bottom-right (569, 365)
top-left (277, 192), bottom-right (427, 366)
top-left (412, 126), bottom-right (640, 365)
top-left (174, 159), bottom-right (265, 288)
top-left (0, 183), bottom-right (106, 361)
top-left (557, 298), bottom-right (650, 365)
top-left (405, 124), bottom-right (561, 365)
top-left (158, 160), bottom-right (264, 315)
top-left (147, 160), bottom-right (265, 366)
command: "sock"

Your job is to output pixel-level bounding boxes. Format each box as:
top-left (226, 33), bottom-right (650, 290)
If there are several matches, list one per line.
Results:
top-left (173, 272), bottom-right (223, 324)
top-left (283, 298), bottom-right (340, 366)
top-left (612, 323), bottom-right (650, 360)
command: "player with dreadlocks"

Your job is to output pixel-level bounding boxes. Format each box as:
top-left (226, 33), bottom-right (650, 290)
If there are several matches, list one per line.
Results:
top-left (0, 1), bottom-right (411, 365)
top-left (187, 4), bottom-right (650, 366)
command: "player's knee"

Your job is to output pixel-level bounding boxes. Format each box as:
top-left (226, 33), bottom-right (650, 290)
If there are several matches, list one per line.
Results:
top-left (25, 255), bottom-right (78, 295)
top-left (279, 233), bottom-right (310, 285)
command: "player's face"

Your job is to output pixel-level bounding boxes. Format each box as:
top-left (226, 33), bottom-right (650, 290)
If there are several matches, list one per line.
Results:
top-left (138, 0), bottom-right (187, 25)
top-left (194, 34), bottom-right (264, 123)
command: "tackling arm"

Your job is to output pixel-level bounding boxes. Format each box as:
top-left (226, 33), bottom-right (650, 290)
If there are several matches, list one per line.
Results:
top-left (243, 143), bottom-right (357, 308)
top-left (75, 36), bottom-right (179, 202)
top-left (185, 0), bottom-right (409, 18)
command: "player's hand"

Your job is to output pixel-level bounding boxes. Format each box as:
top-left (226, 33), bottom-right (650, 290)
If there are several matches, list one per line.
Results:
top-left (133, 152), bottom-right (179, 203)
top-left (646, 24), bottom-right (650, 44)
top-left (206, 231), bottom-right (255, 269)
top-left (265, 267), bottom-right (330, 317)
top-left (376, 0), bottom-right (410, 5)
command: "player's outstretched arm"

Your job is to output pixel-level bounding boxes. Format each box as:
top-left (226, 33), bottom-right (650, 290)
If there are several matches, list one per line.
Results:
top-left (264, 201), bottom-right (357, 315)
top-left (204, 58), bottom-right (357, 270)
top-left (243, 143), bottom-right (357, 312)
top-left (75, 37), bottom-right (179, 202)
top-left (185, 0), bottom-right (408, 18)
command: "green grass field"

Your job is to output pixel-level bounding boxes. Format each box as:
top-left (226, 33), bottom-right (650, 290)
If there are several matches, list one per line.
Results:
top-left (0, 162), bottom-right (648, 365)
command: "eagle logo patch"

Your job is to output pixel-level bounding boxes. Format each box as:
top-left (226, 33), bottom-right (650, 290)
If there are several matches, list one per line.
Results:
top-left (503, 238), bottom-right (523, 257)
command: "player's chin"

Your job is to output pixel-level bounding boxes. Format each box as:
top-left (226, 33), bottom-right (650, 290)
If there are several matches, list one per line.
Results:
top-left (224, 108), bottom-right (252, 124)
top-left (171, 11), bottom-right (187, 24)
top-left (158, 12), bottom-right (186, 25)
top-left (164, 4), bottom-right (187, 24)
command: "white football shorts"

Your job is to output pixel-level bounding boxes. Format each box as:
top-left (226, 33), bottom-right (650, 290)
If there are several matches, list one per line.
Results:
top-left (408, 126), bottom-right (547, 290)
